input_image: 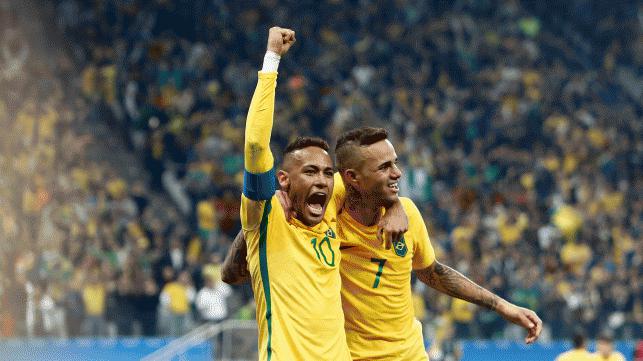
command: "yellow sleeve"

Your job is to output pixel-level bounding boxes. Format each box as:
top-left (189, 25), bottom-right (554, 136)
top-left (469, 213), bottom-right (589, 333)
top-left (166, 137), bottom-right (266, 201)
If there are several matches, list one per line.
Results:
top-left (244, 71), bottom-right (277, 174)
top-left (402, 198), bottom-right (436, 270)
top-left (330, 172), bottom-right (346, 214)
top-left (241, 72), bottom-right (278, 230)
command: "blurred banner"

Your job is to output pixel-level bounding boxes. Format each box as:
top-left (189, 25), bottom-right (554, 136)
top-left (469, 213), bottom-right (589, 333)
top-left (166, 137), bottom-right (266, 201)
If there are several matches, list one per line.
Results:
top-left (0, 338), bottom-right (636, 361)
top-left (461, 340), bottom-right (635, 361)
top-left (0, 338), bottom-right (212, 361)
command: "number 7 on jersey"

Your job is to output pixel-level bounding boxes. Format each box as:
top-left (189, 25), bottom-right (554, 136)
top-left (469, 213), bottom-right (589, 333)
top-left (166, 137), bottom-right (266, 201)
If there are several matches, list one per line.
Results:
top-left (370, 258), bottom-right (386, 288)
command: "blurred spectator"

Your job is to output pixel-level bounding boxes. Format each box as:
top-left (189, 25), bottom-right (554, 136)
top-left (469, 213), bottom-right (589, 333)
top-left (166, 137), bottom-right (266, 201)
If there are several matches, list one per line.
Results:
top-left (82, 272), bottom-right (106, 336)
top-left (195, 271), bottom-right (232, 324)
top-left (595, 332), bottom-right (627, 361)
top-left (159, 270), bottom-right (194, 336)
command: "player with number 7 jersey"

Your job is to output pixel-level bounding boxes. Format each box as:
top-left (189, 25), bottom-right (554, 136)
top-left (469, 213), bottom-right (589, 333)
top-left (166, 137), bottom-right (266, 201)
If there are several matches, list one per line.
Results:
top-left (338, 194), bottom-right (435, 360)
top-left (334, 127), bottom-right (542, 360)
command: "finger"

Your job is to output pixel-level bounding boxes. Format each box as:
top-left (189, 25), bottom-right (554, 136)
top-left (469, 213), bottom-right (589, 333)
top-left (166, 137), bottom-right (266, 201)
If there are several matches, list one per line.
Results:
top-left (528, 313), bottom-right (543, 338)
top-left (523, 313), bottom-right (541, 344)
top-left (384, 231), bottom-right (392, 249)
top-left (376, 228), bottom-right (384, 245)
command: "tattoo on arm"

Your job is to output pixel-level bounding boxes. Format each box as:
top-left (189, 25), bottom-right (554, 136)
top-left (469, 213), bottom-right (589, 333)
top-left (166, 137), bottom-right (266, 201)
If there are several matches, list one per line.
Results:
top-left (221, 230), bottom-right (251, 285)
top-left (417, 261), bottom-right (501, 311)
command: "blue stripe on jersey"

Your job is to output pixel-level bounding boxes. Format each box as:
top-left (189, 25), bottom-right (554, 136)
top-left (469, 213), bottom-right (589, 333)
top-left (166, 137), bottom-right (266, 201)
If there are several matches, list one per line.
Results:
top-left (243, 168), bottom-right (277, 201)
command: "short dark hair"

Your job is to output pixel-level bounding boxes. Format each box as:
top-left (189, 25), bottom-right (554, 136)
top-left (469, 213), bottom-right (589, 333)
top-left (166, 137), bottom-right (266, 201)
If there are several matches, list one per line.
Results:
top-left (335, 127), bottom-right (388, 171)
top-left (572, 332), bottom-right (586, 348)
top-left (283, 136), bottom-right (330, 157)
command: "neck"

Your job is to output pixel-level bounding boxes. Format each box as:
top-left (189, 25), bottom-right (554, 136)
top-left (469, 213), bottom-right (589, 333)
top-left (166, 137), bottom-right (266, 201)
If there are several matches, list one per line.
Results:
top-left (345, 188), bottom-right (380, 226)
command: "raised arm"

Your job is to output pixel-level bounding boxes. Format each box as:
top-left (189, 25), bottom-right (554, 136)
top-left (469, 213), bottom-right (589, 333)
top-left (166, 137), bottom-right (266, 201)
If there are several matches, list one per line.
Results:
top-left (241, 27), bottom-right (296, 230)
top-left (416, 261), bottom-right (542, 344)
top-left (222, 230), bottom-right (251, 285)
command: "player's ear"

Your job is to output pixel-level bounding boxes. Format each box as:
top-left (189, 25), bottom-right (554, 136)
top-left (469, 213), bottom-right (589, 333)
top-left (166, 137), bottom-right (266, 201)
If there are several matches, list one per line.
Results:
top-left (344, 169), bottom-right (359, 186)
top-left (277, 169), bottom-right (290, 191)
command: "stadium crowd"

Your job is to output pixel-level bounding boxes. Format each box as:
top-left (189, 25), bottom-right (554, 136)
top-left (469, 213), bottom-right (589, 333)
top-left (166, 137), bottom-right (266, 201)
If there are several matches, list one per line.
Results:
top-left (0, 0), bottom-right (640, 353)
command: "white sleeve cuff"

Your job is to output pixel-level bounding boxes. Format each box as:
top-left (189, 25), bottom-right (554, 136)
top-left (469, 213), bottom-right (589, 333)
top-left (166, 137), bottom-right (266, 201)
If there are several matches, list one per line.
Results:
top-left (261, 51), bottom-right (281, 72)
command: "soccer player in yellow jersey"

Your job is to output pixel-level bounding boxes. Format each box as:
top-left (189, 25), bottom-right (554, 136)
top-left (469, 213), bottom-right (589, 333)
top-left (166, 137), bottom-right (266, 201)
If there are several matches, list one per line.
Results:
top-left (594, 333), bottom-right (627, 361)
top-left (333, 127), bottom-right (542, 360)
top-left (555, 333), bottom-right (596, 361)
top-left (239, 26), bottom-right (352, 360)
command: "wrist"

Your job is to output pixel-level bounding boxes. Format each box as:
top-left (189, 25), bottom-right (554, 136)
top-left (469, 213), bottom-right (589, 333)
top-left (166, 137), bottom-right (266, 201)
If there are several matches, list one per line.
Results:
top-left (495, 298), bottom-right (512, 314)
top-left (262, 51), bottom-right (281, 72)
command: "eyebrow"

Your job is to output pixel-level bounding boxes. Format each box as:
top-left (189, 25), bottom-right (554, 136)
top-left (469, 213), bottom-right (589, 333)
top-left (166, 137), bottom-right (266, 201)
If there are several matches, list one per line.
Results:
top-left (302, 164), bottom-right (333, 172)
top-left (377, 158), bottom-right (398, 169)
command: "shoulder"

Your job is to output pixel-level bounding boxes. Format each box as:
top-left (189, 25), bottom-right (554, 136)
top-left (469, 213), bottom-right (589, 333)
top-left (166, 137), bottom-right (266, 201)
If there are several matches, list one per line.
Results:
top-left (265, 195), bottom-right (287, 224)
top-left (399, 197), bottom-right (425, 226)
top-left (399, 197), bottom-right (420, 214)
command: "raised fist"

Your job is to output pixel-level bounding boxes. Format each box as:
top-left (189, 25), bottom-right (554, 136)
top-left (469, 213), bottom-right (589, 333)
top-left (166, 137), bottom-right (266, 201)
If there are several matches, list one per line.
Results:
top-left (267, 27), bottom-right (296, 56)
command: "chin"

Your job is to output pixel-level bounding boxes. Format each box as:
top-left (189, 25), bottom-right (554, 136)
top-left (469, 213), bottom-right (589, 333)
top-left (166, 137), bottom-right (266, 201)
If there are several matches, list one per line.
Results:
top-left (379, 195), bottom-right (398, 208)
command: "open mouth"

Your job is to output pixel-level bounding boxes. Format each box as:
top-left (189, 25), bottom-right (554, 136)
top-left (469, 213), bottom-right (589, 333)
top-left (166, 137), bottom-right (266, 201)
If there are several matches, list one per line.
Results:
top-left (388, 182), bottom-right (399, 193)
top-left (305, 192), bottom-right (327, 217)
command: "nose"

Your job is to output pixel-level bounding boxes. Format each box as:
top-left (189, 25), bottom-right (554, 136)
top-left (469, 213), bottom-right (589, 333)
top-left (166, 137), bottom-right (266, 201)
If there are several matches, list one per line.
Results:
top-left (391, 164), bottom-right (402, 179)
top-left (313, 173), bottom-right (328, 189)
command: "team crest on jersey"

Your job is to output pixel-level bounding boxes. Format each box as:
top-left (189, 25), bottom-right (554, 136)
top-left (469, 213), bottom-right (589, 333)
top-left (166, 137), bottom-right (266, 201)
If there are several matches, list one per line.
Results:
top-left (392, 237), bottom-right (408, 257)
top-left (326, 228), bottom-right (336, 239)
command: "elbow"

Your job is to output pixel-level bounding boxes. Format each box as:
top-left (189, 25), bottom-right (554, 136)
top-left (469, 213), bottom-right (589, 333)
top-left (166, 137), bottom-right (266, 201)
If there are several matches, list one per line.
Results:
top-left (221, 270), bottom-right (236, 285)
top-left (221, 269), bottom-right (245, 286)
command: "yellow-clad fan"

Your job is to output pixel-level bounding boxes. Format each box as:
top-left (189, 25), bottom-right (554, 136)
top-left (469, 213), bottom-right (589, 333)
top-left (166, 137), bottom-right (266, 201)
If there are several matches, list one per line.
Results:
top-left (594, 333), bottom-right (626, 361)
top-left (555, 333), bottom-right (596, 361)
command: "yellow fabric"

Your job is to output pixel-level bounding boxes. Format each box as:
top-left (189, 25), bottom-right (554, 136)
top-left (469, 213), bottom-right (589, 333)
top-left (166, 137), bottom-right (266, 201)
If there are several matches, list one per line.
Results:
top-left (202, 263), bottom-right (221, 283)
top-left (106, 178), bottom-right (127, 199)
top-left (412, 291), bottom-right (426, 321)
top-left (601, 192), bottom-right (624, 214)
top-left (186, 236), bottom-right (202, 263)
top-left (244, 72), bottom-right (277, 174)
top-left (241, 72), bottom-right (350, 361)
top-left (197, 200), bottom-right (216, 230)
top-left (594, 352), bottom-right (626, 361)
top-left (560, 242), bottom-right (592, 275)
top-left (39, 107), bottom-right (58, 142)
top-left (553, 205), bottom-right (583, 241)
top-left (555, 349), bottom-right (596, 361)
top-left (339, 197), bottom-right (435, 361)
top-left (162, 282), bottom-right (190, 314)
top-left (451, 298), bottom-right (475, 322)
top-left (82, 284), bottom-right (105, 316)
top-left (451, 224), bottom-right (474, 255)
top-left (244, 195), bottom-right (349, 361)
top-left (497, 213), bottom-right (529, 246)
top-left (15, 109), bottom-right (35, 144)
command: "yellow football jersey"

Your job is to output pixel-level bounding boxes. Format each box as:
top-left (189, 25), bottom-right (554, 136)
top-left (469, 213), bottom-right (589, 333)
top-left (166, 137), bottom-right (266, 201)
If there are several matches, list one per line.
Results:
top-left (241, 71), bottom-right (351, 361)
top-left (594, 352), bottom-right (626, 361)
top-left (555, 349), bottom-right (596, 361)
top-left (339, 197), bottom-right (436, 361)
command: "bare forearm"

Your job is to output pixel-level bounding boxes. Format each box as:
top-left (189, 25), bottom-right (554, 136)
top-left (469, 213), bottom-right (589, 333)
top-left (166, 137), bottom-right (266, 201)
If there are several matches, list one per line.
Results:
top-left (221, 231), bottom-right (251, 285)
top-left (417, 261), bottom-right (503, 311)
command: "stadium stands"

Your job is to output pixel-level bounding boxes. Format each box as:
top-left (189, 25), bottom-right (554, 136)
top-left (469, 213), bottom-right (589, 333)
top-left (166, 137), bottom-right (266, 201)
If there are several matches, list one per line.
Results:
top-left (1, 2), bottom-right (640, 359)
